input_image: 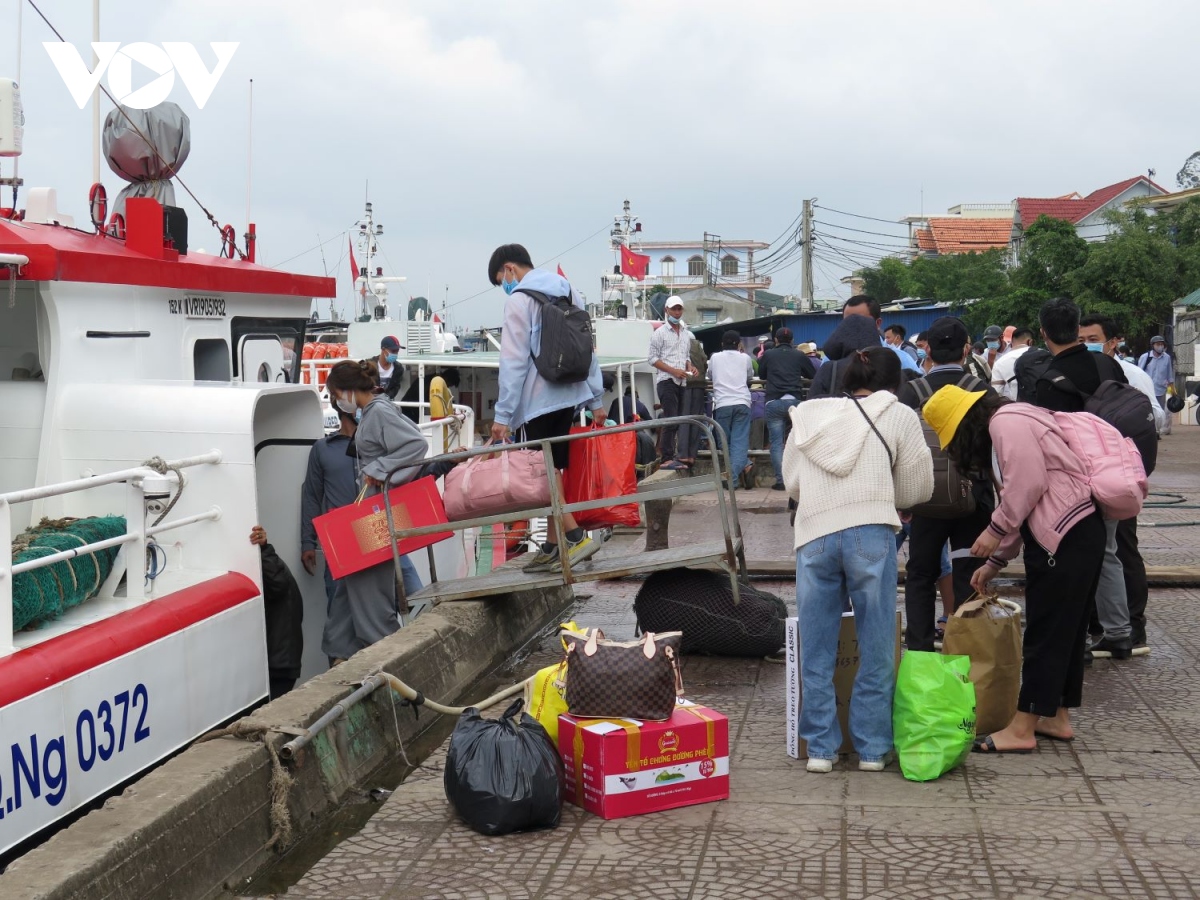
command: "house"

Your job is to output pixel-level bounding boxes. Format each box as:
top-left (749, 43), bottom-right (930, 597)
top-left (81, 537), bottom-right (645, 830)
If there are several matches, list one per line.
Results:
top-left (636, 237), bottom-right (772, 305)
top-left (671, 285), bottom-right (758, 328)
top-left (905, 203), bottom-right (1014, 258)
top-left (1010, 175), bottom-right (1168, 255)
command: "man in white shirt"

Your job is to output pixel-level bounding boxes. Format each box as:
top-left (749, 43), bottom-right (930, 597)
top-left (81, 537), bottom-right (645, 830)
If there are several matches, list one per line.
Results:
top-left (708, 330), bottom-right (756, 489)
top-left (1078, 314), bottom-right (1158, 656)
top-left (990, 327), bottom-right (1035, 400)
top-left (647, 297), bottom-right (698, 468)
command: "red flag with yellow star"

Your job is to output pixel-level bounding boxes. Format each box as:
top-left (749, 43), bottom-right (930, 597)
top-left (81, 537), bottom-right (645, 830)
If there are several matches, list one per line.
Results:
top-left (620, 245), bottom-right (650, 281)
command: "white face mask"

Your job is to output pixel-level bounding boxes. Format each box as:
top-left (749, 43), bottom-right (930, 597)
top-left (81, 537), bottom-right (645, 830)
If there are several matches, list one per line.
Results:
top-left (333, 391), bottom-right (358, 416)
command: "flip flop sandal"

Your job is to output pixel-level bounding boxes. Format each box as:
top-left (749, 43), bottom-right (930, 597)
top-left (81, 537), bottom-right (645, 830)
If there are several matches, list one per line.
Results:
top-left (1034, 731), bottom-right (1074, 743)
top-left (972, 734), bottom-right (1034, 755)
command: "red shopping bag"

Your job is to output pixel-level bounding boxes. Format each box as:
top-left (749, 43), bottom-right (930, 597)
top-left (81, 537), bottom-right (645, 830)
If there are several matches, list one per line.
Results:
top-left (564, 424), bottom-right (640, 529)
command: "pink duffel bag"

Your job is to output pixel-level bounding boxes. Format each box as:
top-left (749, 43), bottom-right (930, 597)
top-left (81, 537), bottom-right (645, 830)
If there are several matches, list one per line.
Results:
top-left (443, 446), bottom-right (552, 521)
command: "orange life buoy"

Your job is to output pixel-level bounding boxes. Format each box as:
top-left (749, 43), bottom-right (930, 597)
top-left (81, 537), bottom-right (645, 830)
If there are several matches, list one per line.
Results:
top-left (88, 183), bottom-right (107, 231)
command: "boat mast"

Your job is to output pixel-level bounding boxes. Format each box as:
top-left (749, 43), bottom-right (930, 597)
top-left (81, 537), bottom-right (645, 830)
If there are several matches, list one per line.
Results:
top-left (608, 199), bottom-right (642, 317)
top-left (355, 200), bottom-right (383, 320)
top-left (91, 0), bottom-right (100, 185)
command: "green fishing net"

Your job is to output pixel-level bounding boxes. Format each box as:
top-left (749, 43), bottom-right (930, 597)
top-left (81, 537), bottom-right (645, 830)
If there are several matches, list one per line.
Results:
top-left (11, 516), bottom-right (127, 631)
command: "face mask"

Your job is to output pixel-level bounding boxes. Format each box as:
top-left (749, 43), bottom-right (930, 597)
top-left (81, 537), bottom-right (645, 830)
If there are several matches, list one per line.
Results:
top-left (667, 314), bottom-right (681, 325)
top-left (501, 269), bottom-right (519, 295)
top-left (986, 341), bottom-right (999, 351)
top-left (1153, 345), bottom-right (1165, 354)
top-left (333, 392), bottom-right (357, 416)
top-left (916, 348), bottom-right (927, 361)
top-left (1085, 342), bottom-right (1104, 354)
top-left (354, 408), bottom-right (363, 423)
top-left (385, 353), bottom-right (398, 364)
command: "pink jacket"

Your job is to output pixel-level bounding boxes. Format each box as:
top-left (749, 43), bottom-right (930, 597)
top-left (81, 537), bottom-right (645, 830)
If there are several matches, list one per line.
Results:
top-left (984, 404), bottom-right (1096, 566)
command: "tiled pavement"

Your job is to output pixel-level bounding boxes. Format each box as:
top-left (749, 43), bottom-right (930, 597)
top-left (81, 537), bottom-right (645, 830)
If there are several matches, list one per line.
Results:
top-left (268, 427), bottom-right (1200, 899)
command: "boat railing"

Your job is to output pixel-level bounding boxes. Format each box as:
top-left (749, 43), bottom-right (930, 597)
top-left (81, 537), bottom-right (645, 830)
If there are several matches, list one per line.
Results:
top-left (377, 416), bottom-right (747, 607)
top-left (0, 451), bottom-right (224, 655)
top-left (393, 402), bottom-right (477, 455)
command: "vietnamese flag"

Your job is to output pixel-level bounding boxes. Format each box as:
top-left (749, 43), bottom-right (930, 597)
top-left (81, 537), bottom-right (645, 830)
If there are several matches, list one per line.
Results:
top-left (620, 245), bottom-right (650, 281)
top-left (348, 236), bottom-right (360, 291)
top-left (557, 264), bottom-right (568, 279)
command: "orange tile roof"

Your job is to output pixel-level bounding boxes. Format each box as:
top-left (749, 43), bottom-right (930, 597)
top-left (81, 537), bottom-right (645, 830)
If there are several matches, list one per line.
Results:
top-left (918, 217), bottom-right (1012, 255)
top-left (1015, 176), bottom-right (1167, 229)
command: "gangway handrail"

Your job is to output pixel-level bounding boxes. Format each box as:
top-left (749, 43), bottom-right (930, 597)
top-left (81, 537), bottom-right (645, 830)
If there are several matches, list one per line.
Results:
top-left (375, 415), bottom-right (746, 605)
top-left (1, 451), bottom-right (224, 655)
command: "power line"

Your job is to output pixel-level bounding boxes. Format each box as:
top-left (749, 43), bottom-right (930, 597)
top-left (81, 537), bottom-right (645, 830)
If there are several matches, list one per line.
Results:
top-left (816, 231), bottom-right (913, 253)
top-left (814, 219), bottom-right (913, 241)
top-left (814, 204), bottom-right (910, 228)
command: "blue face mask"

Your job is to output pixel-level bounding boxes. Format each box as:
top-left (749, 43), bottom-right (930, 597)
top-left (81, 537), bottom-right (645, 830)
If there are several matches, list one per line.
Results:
top-left (667, 314), bottom-right (682, 325)
top-left (385, 353), bottom-right (398, 364)
top-left (986, 341), bottom-right (999, 351)
top-left (354, 408), bottom-right (362, 423)
top-left (501, 274), bottom-right (518, 295)
top-left (916, 348), bottom-right (927, 361)
top-left (1085, 342), bottom-right (1104, 354)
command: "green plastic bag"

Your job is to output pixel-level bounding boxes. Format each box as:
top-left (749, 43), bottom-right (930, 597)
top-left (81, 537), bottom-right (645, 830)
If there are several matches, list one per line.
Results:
top-left (893, 651), bottom-right (976, 782)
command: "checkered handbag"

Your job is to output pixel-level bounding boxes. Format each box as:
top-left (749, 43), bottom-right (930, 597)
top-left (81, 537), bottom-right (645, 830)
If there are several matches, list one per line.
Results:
top-left (561, 628), bottom-right (683, 721)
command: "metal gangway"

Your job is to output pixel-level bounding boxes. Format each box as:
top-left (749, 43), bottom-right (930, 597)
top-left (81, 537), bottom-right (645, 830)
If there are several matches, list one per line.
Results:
top-left (380, 415), bottom-right (747, 608)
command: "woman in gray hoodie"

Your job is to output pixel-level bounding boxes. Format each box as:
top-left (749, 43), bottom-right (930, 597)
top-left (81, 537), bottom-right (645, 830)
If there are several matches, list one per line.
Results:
top-left (325, 360), bottom-right (429, 655)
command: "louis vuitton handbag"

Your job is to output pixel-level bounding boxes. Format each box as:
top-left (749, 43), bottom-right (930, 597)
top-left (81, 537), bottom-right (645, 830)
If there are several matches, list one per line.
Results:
top-left (561, 628), bottom-right (684, 721)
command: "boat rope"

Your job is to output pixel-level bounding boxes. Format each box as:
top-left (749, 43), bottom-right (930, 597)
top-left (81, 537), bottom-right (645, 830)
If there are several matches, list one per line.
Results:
top-left (194, 722), bottom-right (294, 850)
top-left (141, 456), bottom-right (185, 527)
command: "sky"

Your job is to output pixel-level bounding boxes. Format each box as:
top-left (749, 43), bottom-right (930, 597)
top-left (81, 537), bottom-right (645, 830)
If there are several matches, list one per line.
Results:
top-left (2, 0), bottom-right (1196, 330)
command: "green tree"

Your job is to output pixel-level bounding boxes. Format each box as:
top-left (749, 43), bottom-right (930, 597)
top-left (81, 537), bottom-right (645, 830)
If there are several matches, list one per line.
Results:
top-left (861, 257), bottom-right (912, 304)
top-left (1011, 215), bottom-right (1090, 297)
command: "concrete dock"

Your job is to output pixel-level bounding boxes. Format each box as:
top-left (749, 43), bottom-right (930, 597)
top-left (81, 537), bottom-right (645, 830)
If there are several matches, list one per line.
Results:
top-left (267, 427), bottom-right (1200, 900)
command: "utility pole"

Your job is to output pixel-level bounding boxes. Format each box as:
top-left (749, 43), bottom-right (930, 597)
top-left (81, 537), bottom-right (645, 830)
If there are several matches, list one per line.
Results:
top-left (800, 198), bottom-right (814, 310)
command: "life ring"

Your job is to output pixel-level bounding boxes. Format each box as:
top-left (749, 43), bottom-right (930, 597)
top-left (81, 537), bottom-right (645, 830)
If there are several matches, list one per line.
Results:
top-left (106, 213), bottom-right (126, 239)
top-left (220, 224), bottom-right (237, 259)
top-left (506, 520), bottom-right (531, 554)
top-left (88, 183), bottom-right (108, 231)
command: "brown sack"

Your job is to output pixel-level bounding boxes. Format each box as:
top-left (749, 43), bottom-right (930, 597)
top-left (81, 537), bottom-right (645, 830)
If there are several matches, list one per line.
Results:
top-left (942, 594), bottom-right (1022, 735)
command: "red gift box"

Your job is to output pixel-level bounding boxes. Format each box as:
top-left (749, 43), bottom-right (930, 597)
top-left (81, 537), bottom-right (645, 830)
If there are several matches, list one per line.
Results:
top-left (558, 703), bottom-right (729, 819)
top-left (314, 476), bottom-right (453, 579)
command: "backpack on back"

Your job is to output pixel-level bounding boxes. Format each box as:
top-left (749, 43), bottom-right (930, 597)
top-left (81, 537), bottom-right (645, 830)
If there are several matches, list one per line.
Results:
top-left (1013, 347), bottom-right (1053, 404)
top-left (519, 288), bottom-right (594, 385)
top-left (1040, 372), bottom-right (1158, 476)
top-left (907, 374), bottom-right (983, 519)
top-left (1052, 411), bottom-right (1148, 520)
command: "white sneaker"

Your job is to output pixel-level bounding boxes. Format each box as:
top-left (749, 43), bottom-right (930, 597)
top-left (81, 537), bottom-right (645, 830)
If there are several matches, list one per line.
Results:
top-left (858, 759), bottom-right (886, 772)
top-left (806, 757), bottom-right (833, 773)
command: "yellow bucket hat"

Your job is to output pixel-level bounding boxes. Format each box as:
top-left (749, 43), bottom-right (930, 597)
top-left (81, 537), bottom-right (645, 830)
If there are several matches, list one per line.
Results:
top-left (922, 384), bottom-right (987, 450)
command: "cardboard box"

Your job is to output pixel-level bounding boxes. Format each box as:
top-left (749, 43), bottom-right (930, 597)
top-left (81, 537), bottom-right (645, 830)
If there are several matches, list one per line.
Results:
top-left (559, 702), bottom-right (729, 819)
top-left (314, 476), bottom-right (452, 579)
top-left (786, 611), bottom-right (902, 759)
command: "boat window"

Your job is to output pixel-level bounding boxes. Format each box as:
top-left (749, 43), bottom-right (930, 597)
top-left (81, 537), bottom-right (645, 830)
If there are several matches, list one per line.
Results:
top-left (687, 255), bottom-right (704, 277)
top-left (193, 338), bottom-right (231, 381)
top-left (230, 316), bottom-right (306, 383)
top-left (0, 282), bottom-right (43, 381)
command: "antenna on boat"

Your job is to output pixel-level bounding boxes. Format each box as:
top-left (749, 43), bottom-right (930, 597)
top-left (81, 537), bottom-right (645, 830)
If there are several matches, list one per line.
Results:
top-left (245, 78), bottom-right (253, 229)
top-left (91, 0), bottom-right (101, 186)
top-left (5, 0), bottom-right (22, 210)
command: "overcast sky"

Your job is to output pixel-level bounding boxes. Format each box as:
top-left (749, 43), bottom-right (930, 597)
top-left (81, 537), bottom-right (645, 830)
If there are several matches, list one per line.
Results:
top-left (2, 0), bottom-right (1195, 329)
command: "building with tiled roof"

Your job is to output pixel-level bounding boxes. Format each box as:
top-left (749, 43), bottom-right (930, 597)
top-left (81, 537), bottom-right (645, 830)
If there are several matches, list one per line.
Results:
top-left (1011, 175), bottom-right (1168, 254)
top-left (912, 217), bottom-right (1013, 257)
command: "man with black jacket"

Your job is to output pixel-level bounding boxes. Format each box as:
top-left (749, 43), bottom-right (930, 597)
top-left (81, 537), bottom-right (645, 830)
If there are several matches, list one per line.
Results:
top-left (1034, 298), bottom-right (1133, 661)
top-left (759, 327), bottom-right (815, 489)
top-left (250, 525), bottom-right (304, 699)
top-left (898, 316), bottom-right (995, 651)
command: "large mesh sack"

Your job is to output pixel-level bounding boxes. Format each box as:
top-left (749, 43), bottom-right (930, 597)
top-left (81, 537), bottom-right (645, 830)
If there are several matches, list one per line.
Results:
top-left (633, 567), bottom-right (787, 657)
top-left (12, 516), bottom-right (125, 631)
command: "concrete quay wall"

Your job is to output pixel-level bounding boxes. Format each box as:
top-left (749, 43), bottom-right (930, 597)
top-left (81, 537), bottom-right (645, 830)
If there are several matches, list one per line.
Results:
top-left (0, 585), bottom-right (574, 900)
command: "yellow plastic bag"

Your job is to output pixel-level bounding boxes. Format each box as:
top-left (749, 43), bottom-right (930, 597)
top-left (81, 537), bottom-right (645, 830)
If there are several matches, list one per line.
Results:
top-left (522, 621), bottom-right (578, 743)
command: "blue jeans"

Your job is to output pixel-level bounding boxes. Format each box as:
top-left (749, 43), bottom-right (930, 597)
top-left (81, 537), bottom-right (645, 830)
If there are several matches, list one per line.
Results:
top-left (713, 404), bottom-right (751, 477)
top-left (765, 398), bottom-right (800, 484)
top-left (796, 524), bottom-right (898, 762)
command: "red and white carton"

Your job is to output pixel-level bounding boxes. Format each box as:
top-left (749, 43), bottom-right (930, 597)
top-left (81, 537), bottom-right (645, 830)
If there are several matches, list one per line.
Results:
top-left (558, 701), bottom-right (729, 819)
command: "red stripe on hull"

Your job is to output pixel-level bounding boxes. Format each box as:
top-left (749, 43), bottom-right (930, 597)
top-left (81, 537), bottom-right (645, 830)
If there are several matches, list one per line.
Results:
top-left (0, 573), bottom-right (259, 709)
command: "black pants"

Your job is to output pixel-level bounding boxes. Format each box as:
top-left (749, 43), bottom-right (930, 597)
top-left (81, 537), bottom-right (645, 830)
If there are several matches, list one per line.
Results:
top-left (903, 509), bottom-right (992, 651)
top-left (675, 385), bottom-right (707, 460)
top-left (1018, 512), bottom-right (1105, 716)
top-left (656, 381), bottom-right (684, 461)
top-left (1116, 516), bottom-right (1148, 642)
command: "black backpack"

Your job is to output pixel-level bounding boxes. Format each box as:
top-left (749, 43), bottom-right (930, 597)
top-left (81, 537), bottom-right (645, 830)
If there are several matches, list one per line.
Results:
top-left (907, 374), bottom-right (984, 519)
top-left (1039, 372), bottom-right (1158, 476)
top-left (519, 288), bottom-right (594, 384)
top-left (1013, 348), bottom-right (1053, 404)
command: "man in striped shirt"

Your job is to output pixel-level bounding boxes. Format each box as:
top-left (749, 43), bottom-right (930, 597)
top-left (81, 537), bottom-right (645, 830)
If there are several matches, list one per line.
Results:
top-left (647, 297), bottom-right (698, 468)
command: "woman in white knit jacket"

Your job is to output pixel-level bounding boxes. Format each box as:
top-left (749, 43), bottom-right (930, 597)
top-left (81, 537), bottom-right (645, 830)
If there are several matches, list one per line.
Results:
top-left (784, 347), bottom-right (933, 773)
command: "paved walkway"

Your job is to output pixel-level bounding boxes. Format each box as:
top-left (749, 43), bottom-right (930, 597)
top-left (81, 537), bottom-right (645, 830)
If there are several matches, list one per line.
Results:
top-left (268, 427), bottom-right (1200, 900)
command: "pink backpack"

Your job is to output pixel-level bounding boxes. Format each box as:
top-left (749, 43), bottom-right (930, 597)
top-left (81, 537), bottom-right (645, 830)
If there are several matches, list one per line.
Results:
top-left (1052, 411), bottom-right (1148, 520)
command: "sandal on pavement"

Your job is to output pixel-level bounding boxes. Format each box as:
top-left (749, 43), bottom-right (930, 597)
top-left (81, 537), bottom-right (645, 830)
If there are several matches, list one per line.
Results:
top-left (972, 734), bottom-right (1034, 755)
top-left (1034, 730), bottom-right (1074, 743)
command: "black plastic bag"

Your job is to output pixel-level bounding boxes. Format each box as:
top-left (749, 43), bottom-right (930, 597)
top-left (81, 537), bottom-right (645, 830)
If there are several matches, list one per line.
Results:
top-left (443, 698), bottom-right (563, 836)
